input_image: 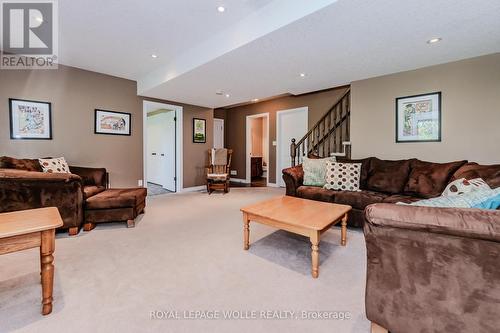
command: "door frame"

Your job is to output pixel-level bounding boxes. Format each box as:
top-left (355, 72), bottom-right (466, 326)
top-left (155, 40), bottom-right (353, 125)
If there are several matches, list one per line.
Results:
top-left (143, 100), bottom-right (183, 192)
top-left (276, 107), bottom-right (308, 187)
top-left (213, 118), bottom-right (224, 149)
top-left (245, 112), bottom-right (269, 185)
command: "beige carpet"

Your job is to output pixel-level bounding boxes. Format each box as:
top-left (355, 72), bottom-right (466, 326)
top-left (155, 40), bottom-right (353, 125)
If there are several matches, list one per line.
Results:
top-left (0, 187), bottom-right (370, 332)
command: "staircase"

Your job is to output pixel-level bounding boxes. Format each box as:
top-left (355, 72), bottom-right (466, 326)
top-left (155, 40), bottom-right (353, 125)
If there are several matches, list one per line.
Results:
top-left (290, 88), bottom-right (351, 166)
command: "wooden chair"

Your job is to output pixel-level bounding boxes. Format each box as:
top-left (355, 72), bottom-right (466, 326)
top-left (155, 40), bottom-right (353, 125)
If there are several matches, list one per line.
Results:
top-left (206, 149), bottom-right (233, 194)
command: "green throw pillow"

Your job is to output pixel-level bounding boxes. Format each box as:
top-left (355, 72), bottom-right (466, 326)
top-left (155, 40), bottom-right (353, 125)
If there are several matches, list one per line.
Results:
top-left (302, 157), bottom-right (336, 187)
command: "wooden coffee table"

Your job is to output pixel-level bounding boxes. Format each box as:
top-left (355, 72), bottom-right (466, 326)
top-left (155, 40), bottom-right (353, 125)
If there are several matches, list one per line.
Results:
top-left (0, 207), bottom-right (63, 315)
top-left (240, 196), bottom-right (351, 278)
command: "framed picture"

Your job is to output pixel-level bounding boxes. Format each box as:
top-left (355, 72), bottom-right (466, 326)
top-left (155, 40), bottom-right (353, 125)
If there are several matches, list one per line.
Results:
top-left (193, 118), bottom-right (206, 143)
top-left (94, 109), bottom-right (131, 136)
top-left (396, 92), bottom-right (441, 143)
top-left (9, 98), bottom-right (52, 140)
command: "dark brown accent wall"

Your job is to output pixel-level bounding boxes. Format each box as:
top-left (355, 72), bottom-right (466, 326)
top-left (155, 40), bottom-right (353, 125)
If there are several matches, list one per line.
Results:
top-left (219, 86), bottom-right (349, 183)
top-left (0, 65), bottom-right (143, 187)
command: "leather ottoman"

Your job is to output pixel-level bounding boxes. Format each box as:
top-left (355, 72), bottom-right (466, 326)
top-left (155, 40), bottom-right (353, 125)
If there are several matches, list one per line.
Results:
top-left (83, 188), bottom-right (147, 231)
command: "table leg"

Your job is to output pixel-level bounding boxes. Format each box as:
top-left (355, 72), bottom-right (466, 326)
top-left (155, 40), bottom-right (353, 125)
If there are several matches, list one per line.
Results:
top-left (341, 213), bottom-right (348, 246)
top-left (310, 231), bottom-right (320, 278)
top-left (243, 212), bottom-right (250, 250)
top-left (40, 229), bottom-right (55, 315)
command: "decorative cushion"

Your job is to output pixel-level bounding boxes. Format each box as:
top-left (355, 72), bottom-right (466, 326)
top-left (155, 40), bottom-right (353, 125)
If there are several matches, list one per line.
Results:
top-left (406, 188), bottom-right (500, 209)
top-left (207, 173), bottom-right (228, 180)
top-left (451, 162), bottom-right (500, 189)
top-left (302, 156), bottom-right (335, 187)
top-left (0, 156), bottom-right (42, 172)
top-left (442, 178), bottom-right (491, 196)
top-left (404, 160), bottom-right (467, 198)
top-left (366, 158), bottom-right (412, 194)
top-left (323, 161), bottom-right (362, 191)
top-left (38, 157), bottom-right (70, 174)
top-left (472, 192), bottom-right (500, 210)
top-left (336, 157), bottom-right (372, 189)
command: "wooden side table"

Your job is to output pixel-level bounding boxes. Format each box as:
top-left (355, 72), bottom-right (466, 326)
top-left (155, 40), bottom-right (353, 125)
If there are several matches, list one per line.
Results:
top-left (0, 207), bottom-right (63, 315)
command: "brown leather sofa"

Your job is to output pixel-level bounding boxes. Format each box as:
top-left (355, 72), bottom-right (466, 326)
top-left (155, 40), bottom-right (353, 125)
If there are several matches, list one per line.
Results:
top-left (0, 156), bottom-right (146, 235)
top-left (282, 157), bottom-right (500, 227)
top-left (364, 203), bottom-right (500, 333)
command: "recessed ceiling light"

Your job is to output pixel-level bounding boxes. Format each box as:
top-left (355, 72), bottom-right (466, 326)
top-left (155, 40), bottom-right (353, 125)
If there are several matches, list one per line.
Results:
top-left (427, 37), bottom-right (442, 44)
top-left (225, 93), bottom-right (230, 98)
top-left (151, 54), bottom-right (158, 58)
top-left (217, 6), bottom-right (225, 13)
top-left (300, 73), bottom-right (306, 77)
top-left (252, 98), bottom-right (259, 102)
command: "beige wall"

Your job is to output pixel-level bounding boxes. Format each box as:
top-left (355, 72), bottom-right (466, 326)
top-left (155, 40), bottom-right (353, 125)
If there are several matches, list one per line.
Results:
top-left (351, 53), bottom-right (500, 164)
top-left (221, 86), bottom-right (349, 183)
top-left (250, 117), bottom-right (263, 157)
top-left (0, 65), bottom-right (143, 187)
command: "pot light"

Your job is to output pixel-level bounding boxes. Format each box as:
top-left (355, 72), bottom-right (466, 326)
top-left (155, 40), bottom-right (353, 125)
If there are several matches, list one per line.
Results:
top-left (225, 93), bottom-right (230, 98)
top-left (151, 54), bottom-right (158, 58)
top-left (427, 37), bottom-right (442, 44)
top-left (217, 6), bottom-right (225, 13)
top-left (300, 73), bottom-right (306, 77)
top-left (252, 98), bottom-right (259, 102)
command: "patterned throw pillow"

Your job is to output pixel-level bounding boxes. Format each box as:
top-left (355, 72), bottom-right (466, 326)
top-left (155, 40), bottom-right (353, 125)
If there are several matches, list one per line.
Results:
top-left (38, 157), bottom-right (71, 174)
top-left (323, 161), bottom-right (362, 191)
top-left (302, 156), bottom-right (336, 187)
top-left (406, 187), bottom-right (500, 208)
top-left (442, 178), bottom-right (491, 196)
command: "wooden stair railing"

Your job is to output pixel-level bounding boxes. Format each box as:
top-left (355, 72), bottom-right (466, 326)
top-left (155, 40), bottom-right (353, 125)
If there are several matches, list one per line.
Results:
top-left (291, 88), bottom-right (351, 166)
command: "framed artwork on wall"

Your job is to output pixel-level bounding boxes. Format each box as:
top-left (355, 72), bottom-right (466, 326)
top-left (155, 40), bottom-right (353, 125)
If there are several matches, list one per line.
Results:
top-left (193, 118), bottom-right (206, 143)
top-left (396, 92), bottom-right (441, 143)
top-left (95, 109), bottom-right (131, 136)
top-left (9, 98), bottom-right (52, 140)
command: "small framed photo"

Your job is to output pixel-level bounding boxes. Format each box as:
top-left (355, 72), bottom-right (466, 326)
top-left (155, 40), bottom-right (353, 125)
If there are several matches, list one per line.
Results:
top-left (396, 92), bottom-right (441, 143)
top-left (95, 109), bottom-right (131, 136)
top-left (193, 118), bottom-right (206, 143)
top-left (9, 98), bottom-right (52, 140)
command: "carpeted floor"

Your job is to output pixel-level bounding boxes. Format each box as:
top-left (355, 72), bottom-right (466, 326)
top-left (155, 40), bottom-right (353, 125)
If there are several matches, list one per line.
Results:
top-left (0, 187), bottom-right (369, 333)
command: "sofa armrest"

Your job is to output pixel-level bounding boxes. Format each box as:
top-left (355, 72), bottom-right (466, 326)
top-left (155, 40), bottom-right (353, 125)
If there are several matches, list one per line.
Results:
top-left (282, 165), bottom-right (304, 196)
top-left (69, 166), bottom-right (107, 188)
top-left (0, 168), bottom-right (84, 229)
top-left (365, 203), bottom-right (500, 242)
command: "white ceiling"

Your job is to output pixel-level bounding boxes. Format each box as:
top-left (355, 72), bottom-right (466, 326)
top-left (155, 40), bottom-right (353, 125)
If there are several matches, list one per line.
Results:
top-left (57, 0), bottom-right (500, 108)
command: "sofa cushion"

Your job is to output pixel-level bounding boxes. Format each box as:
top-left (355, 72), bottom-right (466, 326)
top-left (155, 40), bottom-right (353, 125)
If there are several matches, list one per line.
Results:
top-left (86, 188), bottom-right (147, 210)
top-left (324, 161), bottom-right (362, 191)
top-left (451, 163), bottom-right (500, 189)
top-left (382, 194), bottom-right (420, 204)
top-left (366, 158), bottom-right (412, 194)
top-left (336, 157), bottom-right (372, 189)
top-left (302, 157), bottom-right (335, 187)
top-left (83, 185), bottom-right (106, 199)
top-left (296, 186), bottom-right (335, 203)
top-left (0, 156), bottom-right (42, 172)
top-left (404, 160), bottom-right (467, 198)
top-left (334, 190), bottom-right (388, 210)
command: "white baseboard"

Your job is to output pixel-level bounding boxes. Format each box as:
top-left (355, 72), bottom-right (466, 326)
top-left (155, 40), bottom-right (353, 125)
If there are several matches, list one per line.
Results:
top-left (230, 178), bottom-right (249, 184)
top-left (181, 185), bottom-right (206, 192)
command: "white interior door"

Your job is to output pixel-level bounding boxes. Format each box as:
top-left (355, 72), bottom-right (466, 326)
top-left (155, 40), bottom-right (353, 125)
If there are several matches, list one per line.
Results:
top-left (277, 107), bottom-right (308, 187)
top-left (147, 111), bottom-right (176, 191)
top-left (213, 118), bottom-right (224, 149)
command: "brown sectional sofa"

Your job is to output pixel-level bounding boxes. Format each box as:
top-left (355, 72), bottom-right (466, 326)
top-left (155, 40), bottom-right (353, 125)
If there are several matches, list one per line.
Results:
top-left (0, 156), bottom-right (146, 234)
top-left (282, 157), bottom-right (500, 227)
top-left (364, 203), bottom-right (500, 333)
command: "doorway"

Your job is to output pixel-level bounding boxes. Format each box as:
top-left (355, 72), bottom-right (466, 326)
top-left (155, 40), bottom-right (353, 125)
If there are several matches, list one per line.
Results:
top-left (246, 113), bottom-right (269, 187)
top-left (143, 101), bottom-right (183, 194)
top-left (276, 107), bottom-right (308, 187)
